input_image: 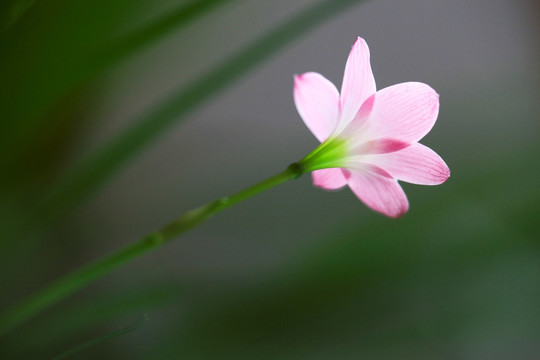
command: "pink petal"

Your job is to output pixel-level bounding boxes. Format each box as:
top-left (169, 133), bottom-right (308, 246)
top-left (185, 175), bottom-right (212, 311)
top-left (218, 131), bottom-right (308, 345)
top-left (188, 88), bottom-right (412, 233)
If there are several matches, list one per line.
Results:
top-left (366, 143), bottom-right (450, 185)
top-left (361, 82), bottom-right (439, 143)
top-left (312, 168), bottom-right (349, 190)
top-left (347, 168), bottom-right (409, 218)
top-left (350, 138), bottom-right (410, 155)
top-left (339, 37), bottom-right (376, 126)
top-left (294, 72), bottom-right (340, 142)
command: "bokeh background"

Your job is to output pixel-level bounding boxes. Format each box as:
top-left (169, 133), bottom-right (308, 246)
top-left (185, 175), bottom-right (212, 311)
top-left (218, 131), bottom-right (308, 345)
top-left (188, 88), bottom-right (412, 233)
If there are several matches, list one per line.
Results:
top-left (1, 0), bottom-right (539, 359)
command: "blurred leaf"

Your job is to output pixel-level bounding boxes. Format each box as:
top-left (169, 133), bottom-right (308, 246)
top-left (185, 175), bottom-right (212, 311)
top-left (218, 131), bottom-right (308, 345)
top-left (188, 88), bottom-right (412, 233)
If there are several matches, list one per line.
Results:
top-left (1, 0), bottom-right (35, 30)
top-left (0, 286), bottom-right (179, 358)
top-left (51, 314), bottom-right (148, 360)
top-left (22, 0), bottom-right (368, 233)
top-left (0, 0), bottom-right (234, 243)
top-left (0, 0), bottom-right (234, 197)
top-left (1, 0), bottom-right (140, 139)
top-left (0, 0), bottom-right (234, 145)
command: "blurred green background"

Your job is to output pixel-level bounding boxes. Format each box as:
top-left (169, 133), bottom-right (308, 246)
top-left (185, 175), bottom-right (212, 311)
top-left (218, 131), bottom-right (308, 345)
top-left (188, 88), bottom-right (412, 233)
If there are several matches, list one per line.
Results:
top-left (1, 0), bottom-right (539, 359)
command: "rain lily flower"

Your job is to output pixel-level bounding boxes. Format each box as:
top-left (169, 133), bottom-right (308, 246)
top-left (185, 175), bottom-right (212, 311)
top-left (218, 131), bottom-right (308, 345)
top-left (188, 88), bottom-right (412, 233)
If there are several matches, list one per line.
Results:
top-left (295, 37), bottom-right (450, 218)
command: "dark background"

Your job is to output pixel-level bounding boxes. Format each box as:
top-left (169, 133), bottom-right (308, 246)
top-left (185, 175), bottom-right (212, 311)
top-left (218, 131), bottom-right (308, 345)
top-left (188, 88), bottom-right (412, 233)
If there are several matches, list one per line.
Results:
top-left (1, 0), bottom-right (539, 358)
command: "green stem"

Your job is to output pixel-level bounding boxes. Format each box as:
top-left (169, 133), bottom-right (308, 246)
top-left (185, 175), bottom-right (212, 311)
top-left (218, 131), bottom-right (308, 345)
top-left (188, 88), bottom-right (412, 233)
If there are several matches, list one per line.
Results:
top-left (0, 163), bottom-right (304, 335)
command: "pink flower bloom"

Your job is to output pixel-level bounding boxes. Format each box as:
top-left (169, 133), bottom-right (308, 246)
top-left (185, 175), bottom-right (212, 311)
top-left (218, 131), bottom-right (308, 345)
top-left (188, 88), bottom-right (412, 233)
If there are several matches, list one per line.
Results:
top-left (295, 37), bottom-right (450, 218)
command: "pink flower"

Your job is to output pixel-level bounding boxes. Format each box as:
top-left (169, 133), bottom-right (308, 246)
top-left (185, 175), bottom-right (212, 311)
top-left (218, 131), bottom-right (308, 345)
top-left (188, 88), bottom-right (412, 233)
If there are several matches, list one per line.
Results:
top-left (295, 37), bottom-right (450, 218)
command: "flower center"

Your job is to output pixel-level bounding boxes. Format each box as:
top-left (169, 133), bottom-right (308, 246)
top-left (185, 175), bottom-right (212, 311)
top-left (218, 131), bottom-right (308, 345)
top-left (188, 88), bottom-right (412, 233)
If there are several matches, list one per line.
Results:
top-left (299, 136), bottom-right (349, 172)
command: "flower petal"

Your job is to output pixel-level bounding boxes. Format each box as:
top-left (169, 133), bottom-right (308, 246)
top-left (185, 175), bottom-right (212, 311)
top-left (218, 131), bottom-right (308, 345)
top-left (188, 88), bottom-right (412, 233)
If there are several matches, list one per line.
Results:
top-left (294, 72), bottom-right (340, 142)
top-left (339, 37), bottom-right (376, 126)
top-left (365, 143), bottom-right (450, 185)
top-left (312, 168), bottom-right (349, 190)
top-left (347, 168), bottom-right (409, 218)
top-left (350, 138), bottom-right (410, 155)
top-left (360, 82), bottom-right (439, 143)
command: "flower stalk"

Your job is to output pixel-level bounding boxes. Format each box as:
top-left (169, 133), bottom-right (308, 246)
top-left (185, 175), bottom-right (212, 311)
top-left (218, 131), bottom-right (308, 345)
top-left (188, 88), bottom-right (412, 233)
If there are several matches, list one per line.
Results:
top-left (0, 163), bottom-right (305, 335)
